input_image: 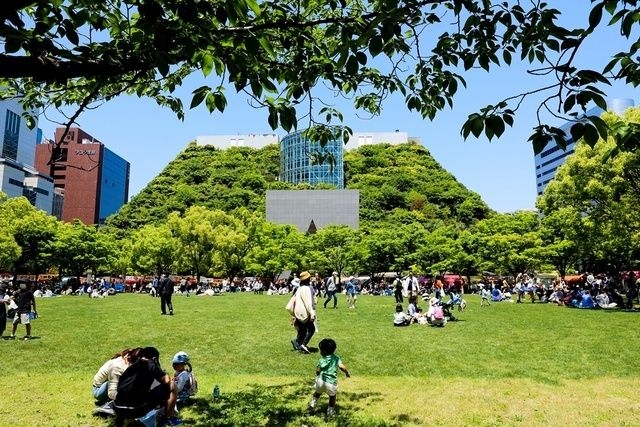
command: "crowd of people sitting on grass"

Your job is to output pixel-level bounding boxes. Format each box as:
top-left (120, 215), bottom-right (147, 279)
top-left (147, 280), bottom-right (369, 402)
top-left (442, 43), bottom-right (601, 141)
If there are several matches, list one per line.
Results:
top-left (4, 269), bottom-right (639, 312)
top-left (474, 271), bottom-right (638, 310)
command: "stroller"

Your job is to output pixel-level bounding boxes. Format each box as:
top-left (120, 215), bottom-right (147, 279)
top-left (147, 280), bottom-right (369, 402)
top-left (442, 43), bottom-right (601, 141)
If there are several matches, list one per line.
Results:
top-left (445, 291), bottom-right (467, 312)
top-left (440, 301), bottom-right (457, 322)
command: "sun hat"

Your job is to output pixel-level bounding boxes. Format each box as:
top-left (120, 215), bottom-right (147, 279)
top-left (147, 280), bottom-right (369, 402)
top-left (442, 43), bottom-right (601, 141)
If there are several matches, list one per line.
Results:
top-left (299, 271), bottom-right (311, 281)
top-left (172, 351), bottom-right (190, 365)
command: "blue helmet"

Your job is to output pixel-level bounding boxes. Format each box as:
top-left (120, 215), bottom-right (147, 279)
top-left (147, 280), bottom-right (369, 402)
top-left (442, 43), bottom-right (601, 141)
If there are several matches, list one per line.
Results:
top-left (172, 351), bottom-right (190, 365)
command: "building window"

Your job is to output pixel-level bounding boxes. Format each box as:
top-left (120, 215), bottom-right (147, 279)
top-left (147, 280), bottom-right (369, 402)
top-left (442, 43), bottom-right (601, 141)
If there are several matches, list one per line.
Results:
top-left (22, 188), bottom-right (37, 205)
top-left (8, 178), bottom-right (23, 187)
top-left (2, 110), bottom-right (20, 161)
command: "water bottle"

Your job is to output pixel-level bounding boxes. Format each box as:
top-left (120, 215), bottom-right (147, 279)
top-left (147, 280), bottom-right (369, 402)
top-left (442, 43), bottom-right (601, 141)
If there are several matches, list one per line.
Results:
top-left (213, 384), bottom-right (220, 401)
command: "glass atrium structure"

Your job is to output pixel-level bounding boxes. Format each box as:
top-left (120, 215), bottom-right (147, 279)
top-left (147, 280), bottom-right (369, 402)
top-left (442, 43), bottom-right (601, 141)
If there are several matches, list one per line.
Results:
top-left (280, 130), bottom-right (344, 188)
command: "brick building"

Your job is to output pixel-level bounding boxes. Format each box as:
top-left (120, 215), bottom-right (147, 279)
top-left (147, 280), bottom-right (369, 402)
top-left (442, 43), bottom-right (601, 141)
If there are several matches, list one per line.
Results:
top-left (34, 127), bottom-right (130, 224)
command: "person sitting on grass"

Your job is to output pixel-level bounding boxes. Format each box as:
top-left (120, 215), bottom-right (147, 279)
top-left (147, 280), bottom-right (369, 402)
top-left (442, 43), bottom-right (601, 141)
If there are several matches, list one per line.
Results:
top-left (407, 295), bottom-right (424, 324)
top-left (491, 286), bottom-right (502, 302)
top-left (595, 289), bottom-right (617, 309)
top-left (172, 351), bottom-right (198, 404)
top-left (114, 346), bottom-right (181, 426)
top-left (93, 347), bottom-right (142, 406)
top-left (393, 304), bottom-right (411, 326)
top-left (426, 298), bottom-right (447, 327)
top-left (308, 338), bottom-right (351, 420)
top-left (579, 289), bottom-right (595, 309)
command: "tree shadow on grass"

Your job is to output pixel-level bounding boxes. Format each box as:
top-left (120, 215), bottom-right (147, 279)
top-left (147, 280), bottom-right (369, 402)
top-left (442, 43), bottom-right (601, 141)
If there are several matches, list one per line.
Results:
top-left (182, 380), bottom-right (396, 426)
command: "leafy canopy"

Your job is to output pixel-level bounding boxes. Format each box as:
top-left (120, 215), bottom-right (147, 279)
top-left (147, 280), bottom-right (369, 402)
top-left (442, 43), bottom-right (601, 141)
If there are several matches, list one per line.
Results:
top-left (3, 1), bottom-right (640, 153)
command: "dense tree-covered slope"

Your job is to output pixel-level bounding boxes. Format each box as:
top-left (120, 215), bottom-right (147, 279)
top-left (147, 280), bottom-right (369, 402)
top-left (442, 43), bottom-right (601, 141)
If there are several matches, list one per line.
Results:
top-left (107, 142), bottom-right (492, 230)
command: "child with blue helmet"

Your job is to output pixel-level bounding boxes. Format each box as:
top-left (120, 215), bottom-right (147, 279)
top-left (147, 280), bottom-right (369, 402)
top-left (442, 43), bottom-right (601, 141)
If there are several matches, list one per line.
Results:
top-left (172, 351), bottom-right (198, 404)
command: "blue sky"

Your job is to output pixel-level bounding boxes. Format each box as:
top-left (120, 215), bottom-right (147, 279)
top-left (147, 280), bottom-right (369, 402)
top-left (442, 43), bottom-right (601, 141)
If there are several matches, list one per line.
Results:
top-left (38, 2), bottom-right (639, 213)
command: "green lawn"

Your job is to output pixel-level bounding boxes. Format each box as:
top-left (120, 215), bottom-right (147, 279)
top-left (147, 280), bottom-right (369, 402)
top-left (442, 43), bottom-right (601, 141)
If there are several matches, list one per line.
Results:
top-left (2, 292), bottom-right (639, 426)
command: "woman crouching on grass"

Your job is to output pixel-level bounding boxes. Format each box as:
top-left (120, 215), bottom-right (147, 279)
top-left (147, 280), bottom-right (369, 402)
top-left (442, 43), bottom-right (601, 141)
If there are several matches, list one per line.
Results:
top-left (93, 347), bottom-right (142, 406)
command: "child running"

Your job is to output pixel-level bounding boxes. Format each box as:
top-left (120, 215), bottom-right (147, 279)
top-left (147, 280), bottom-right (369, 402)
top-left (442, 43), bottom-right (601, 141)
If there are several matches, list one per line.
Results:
top-left (309, 338), bottom-right (351, 419)
top-left (480, 287), bottom-right (491, 306)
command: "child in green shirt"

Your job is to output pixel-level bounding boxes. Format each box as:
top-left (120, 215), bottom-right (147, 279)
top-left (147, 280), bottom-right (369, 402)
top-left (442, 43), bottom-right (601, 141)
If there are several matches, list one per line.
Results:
top-left (308, 338), bottom-right (350, 419)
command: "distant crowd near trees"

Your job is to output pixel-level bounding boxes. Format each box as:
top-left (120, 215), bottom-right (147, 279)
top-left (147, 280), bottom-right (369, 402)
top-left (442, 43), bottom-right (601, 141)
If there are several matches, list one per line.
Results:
top-left (4, 108), bottom-right (640, 283)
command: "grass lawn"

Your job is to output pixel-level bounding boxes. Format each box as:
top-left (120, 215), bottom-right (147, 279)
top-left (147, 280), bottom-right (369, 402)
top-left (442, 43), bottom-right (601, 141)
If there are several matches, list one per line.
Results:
top-left (2, 292), bottom-right (640, 426)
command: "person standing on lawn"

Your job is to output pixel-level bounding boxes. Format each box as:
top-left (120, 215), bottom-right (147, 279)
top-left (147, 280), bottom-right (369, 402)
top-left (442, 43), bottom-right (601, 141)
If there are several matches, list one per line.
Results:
top-left (291, 271), bottom-right (317, 354)
top-left (0, 283), bottom-right (9, 338)
top-left (323, 272), bottom-right (339, 309)
top-left (158, 274), bottom-right (174, 315)
top-left (11, 282), bottom-right (37, 340)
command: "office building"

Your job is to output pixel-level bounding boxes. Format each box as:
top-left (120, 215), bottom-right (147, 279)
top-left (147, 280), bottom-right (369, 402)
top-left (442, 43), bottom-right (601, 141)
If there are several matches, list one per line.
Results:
top-left (0, 99), bottom-right (54, 213)
top-left (34, 127), bottom-right (130, 224)
top-left (534, 98), bottom-right (635, 195)
top-left (344, 131), bottom-right (421, 151)
top-left (195, 133), bottom-right (279, 149)
top-left (266, 190), bottom-right (359, 232)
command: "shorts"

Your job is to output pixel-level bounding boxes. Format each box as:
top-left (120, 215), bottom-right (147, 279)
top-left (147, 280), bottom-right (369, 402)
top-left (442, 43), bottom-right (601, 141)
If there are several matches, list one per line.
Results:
top-left (13, 313), bottom-right (30, 325)
top-left (314, 377), bottom-right (337, 397)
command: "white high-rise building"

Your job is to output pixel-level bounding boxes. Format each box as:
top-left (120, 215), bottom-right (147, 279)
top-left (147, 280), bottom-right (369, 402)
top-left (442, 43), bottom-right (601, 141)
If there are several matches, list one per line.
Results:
top-left (534, 98), bottom-right (635, 196)
top-left (0, 99), bottom-right (54, 213)
top-left (195, 134), bottom-right (279, 149)
top-left (344, 131), bottom-right (421, 151)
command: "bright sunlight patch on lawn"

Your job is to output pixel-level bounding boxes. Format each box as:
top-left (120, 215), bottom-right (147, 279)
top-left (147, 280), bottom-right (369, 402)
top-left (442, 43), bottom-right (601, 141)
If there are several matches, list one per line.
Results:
top-left (1, 293), bottom-right (639, 426)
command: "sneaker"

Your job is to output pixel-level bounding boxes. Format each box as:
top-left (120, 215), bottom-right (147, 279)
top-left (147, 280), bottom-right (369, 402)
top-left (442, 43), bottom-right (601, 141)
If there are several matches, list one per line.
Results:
top-left (166, 416), bottom-right (183, 426)
top-left (290, 339), bottom-right (300, 351)
top-left (9, 335), bottom-right (15, 340)
top-left (308, 398), bottom-right (317, 411)
top-left (299, 344), bottom-right (310, 354)
top-left (23, 335), bottom-right (31, 341)
top-left (94, 401), bottom-right (115, 416)
top-left (326, 407), bottom-right (336, 419)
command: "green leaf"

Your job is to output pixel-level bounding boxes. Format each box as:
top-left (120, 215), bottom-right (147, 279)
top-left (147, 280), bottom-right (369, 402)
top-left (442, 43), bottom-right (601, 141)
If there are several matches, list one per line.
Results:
top-left (529, 132), bottom-right (552, 155)
top-left (583, 123), bottom-right (600, 147)
top-left (470, 117), bottom-right (484, 138)
top-left (157, 57), bottom-right (169, 77)
top-left (258, 37), bottom-right (274, 55)
top-left (245, 0), bottom-right (261, 16)
top-left (589, 115), bottom-right (609, 141)
top-left (190, 86), bottom-right (209, 109)
top-left (201, 53), bottom-right (214, 77)
top-left (563, 95), bottom-right (576, 113)
top-left (369, 35), bottom-right (383, 56)
top-left (502, 49), bottom-right (512, 65)
top-left (569, 123), bottom-right (584, 144)
top-left (205, 93), bottom-right (216, 112)
top-left (487, 116), bottom-right (506, 139)
top-left (268, 107), bottom-right (278, 130)
top-left (345, 55), bottom-right (359, 75)
top-left (605, 1), bottom-right (618, 15)
top-left (214, 92), bottom-right (227, 112)
top-left (588, 2), bottom-right (603, 30)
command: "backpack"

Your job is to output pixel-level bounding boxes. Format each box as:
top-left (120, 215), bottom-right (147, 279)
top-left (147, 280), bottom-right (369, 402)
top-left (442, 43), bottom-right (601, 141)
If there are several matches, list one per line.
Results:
top-left (187, 371), bottom-right (198, 396)
top-left (114, 360), bottom-right (155, 418)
